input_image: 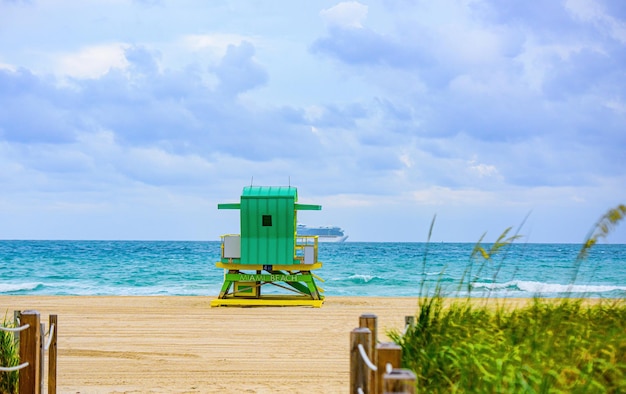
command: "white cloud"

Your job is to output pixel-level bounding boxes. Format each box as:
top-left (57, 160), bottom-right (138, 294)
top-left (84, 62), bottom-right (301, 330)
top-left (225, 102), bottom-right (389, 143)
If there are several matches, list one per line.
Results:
top-left (468, 159), bottom-right (500, 179)
top-left (0, 1), bottom-right (624, 242)
top-left (398, 152), bottom-right (413, 168)
top-left (409, 186), bottom-right (496, 206)
top-left (603, 98), bottom-right (626, 114)
top-left (55, 43), bottom-right (130, 79)
top-left (180, 33), bottom-right (253, 54)
top-left (320, 1), bottom-right (368, 29)
top-left (325, 194), bottom-right (378, 208)
top-left (0, 62), bottom-right (16, 71)
top-left (566, 0), bottom-right (626, 44)
top-left (566, 0), bottom-right (606, 20)
top-left (120, 147), bottom-right (214, 185)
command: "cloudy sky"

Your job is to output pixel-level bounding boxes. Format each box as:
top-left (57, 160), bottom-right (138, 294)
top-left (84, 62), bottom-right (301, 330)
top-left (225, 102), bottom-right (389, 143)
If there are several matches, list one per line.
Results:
top-left (1, 0), bottom-right (625, 243)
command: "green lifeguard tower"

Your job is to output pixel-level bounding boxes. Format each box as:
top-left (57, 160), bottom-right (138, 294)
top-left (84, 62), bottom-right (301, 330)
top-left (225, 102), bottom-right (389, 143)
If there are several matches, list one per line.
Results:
top-left (211, 186), bottom-right (325, 307)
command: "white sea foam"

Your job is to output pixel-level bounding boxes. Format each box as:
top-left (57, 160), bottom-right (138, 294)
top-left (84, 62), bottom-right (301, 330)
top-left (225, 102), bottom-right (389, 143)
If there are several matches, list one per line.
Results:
top-left (348, 274), bottom-right (376, 283)
top-left (426, 271), bottom-right (444, 276)
top-left (473, 280), bottom-right (626, 294)
top-left (0, 282), bottom-right (42, 293)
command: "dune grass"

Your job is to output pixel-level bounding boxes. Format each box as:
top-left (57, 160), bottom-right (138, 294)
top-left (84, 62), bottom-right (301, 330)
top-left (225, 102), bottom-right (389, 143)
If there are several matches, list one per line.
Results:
top-left (0, 313), bottom-right (19, 394)
top-left (390, 296), bottom-right (626, 393)
top-left (390, 205), bottom-right (626, 393)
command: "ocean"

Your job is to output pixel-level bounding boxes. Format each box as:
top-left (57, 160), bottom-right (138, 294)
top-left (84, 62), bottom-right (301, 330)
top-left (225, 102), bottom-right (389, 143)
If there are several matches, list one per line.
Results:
top-left (1, 241), bottom-right (625, 299)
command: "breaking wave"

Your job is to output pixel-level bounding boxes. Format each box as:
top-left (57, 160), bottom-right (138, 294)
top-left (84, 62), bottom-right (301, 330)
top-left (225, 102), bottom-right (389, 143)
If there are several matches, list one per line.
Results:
top-left (472, 280), bottom-right (626, 296)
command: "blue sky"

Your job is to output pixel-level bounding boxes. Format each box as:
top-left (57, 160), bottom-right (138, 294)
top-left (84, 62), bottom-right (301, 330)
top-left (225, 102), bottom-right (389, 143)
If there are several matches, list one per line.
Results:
top-left (1, 0), bottom-right (625, 243)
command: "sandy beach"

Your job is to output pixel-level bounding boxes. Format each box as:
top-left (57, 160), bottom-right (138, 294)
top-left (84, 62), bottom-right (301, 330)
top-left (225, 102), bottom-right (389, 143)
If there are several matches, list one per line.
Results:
top-left (1, 296), bottom-right (439, 393)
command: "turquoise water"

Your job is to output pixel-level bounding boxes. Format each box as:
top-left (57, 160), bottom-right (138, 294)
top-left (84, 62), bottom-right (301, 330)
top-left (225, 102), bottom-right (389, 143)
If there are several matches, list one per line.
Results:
top-left (1, 241), bottom-right (625, 298)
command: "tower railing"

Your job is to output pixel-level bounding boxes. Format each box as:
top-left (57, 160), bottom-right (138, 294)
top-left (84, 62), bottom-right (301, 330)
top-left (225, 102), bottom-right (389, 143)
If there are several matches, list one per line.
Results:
top-left (295, 235), bottom-right (318, 264)
top-left (219, 234), bottom-right (319, 265)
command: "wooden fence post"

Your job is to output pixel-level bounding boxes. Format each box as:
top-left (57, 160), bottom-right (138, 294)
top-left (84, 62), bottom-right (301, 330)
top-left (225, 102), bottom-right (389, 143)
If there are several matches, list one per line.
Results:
top-left (19, 310), bottom-right (41, 394)
top-left (350, 327), bottom-right (372, 394)
top-left (48, 314), bottom-right (58, 394)
top-left (359, 314), bottom-right (377, 392)
top-left (376, 342), bottom-right (402, 394)
top-left (383, 369), bottom-right (416, 394)
top-left (359, 314), bottom-right (377, 343)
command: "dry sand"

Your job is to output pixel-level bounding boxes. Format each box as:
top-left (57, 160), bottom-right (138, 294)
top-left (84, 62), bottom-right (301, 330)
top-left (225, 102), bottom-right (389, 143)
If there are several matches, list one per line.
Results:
top-left (1, 296), bottom-right (534, 393)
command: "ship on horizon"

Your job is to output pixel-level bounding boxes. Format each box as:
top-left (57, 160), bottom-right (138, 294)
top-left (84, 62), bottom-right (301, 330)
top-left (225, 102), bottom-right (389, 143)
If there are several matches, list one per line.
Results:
top-left (297, 224), bottom-right (348, 243)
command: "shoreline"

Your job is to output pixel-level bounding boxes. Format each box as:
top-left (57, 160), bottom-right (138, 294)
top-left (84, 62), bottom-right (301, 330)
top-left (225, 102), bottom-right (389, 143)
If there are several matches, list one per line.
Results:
top-left (0, 296), bottom-right (611, 393)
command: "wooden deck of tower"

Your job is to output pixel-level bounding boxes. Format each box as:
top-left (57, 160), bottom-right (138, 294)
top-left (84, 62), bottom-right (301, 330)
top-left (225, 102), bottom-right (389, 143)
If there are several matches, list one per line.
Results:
top-left (211, 186), bottom-right (326, 307)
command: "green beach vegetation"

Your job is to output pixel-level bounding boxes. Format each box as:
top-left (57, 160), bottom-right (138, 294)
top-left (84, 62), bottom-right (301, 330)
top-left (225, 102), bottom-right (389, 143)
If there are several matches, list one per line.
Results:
top-left (390, 204), bottom-right (626, 393)
top-left (0, 313), bottom-right (18, 394)
top-left (390, 294), bottom-right (625, 393)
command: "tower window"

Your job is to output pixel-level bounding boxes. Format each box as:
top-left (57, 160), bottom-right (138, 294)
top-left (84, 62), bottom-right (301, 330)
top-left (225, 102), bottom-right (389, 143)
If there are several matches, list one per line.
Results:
top-left (262, 215), bottom-right (272, 226)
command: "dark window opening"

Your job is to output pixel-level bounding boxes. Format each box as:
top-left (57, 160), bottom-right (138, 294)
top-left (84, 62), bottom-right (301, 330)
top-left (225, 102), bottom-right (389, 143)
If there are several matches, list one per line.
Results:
top-left (262, 215), bottom-right (272, 227)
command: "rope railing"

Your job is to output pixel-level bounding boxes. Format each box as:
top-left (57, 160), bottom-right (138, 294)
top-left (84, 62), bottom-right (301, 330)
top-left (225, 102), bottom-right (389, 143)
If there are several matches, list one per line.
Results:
top-left (350, 314), bottom-right (416, 394)
top-left (0, 362), bottom-right (29, 372)
top-left (0, 322), bottom-right (32, 372)
top-left (0, 311), bottom-right (58, 394)
top-left (356, 343), bottom-right (395, 392)
top-left (0, 323), bottom-right (30, 333)
top-left (1, 323), bottom-right (56, 372)
top-left (44, 324), bottom-right (55, 351)
top-left (359, 345), bottom-right (394, 374)
top-left (358, 343), bottom-right (378, 371)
